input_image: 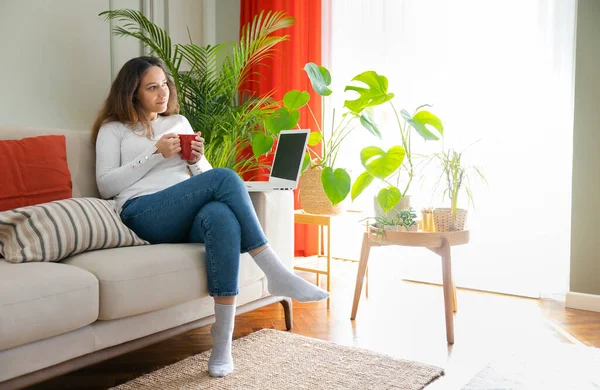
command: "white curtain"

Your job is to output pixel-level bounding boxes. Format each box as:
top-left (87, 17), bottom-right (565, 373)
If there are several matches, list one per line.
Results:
top-left (327, 0), bottom-right (576, 297)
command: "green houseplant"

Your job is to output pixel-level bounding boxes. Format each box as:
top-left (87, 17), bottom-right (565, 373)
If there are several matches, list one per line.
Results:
top-left (396, 207), bottom-right (419, 231)
top-left (431, 147), bottom-right (486, 231)
top-left (100, 9), bottom-right (295, 175)
top-left (350, 104), bottom-right (444, 215)
top-left (270, 63), bottom-right (394, 213)
top-left (365, 207), bottom-right (418, 242)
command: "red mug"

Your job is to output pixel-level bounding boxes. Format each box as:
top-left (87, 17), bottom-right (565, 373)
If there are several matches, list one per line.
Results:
top-left (178, 134), bottom-right (197, 160)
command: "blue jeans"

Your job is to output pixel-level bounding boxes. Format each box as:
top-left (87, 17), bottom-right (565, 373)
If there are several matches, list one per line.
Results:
top-left (120, 168), bottom-right (268, 297)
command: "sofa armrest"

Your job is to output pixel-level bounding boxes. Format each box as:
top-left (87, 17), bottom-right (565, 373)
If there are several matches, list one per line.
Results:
top-left (249, 191), bottom-right (294, 270)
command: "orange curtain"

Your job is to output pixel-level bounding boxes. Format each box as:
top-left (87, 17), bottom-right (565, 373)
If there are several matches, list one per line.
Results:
top-left (240, 0), bottom-right (322, 256)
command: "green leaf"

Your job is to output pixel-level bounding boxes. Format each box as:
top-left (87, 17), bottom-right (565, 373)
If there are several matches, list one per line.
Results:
top-left (304, 63), bottom-right (332, 96)
top-left (308, 131), bottom-right (323, 146)
top-left (360, 146), bottom-right (384, 167)
top-left (351, 171), bottom-right (374, 200)
top-left (343, 70), bottom-right (395, 114)
top-left (301, 151), bottom-right (311, 173)
top-left (377, 187), bottom-right (401, 213)
top-left (400, 106), bottom-right (444, 141)
top-left (283, 90), bottom-right (310, 110)
top-left (359, 107), bottom-right (381, 138)
top-left (360, 145), bottom-right (405, 179)
top-left (321, 167), bottom-right (351, 206)
top-left (400, 109), bottom-right (412, 122)
top-left (252, 133), bottom-right (274, 158)
top-left (406, 110), bottom-right (444, 141)
top-left (265, 108), bottom-right (300, 134)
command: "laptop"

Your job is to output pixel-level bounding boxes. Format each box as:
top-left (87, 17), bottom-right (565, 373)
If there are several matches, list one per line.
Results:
top-left (244, 129), bottom-right (310, 192)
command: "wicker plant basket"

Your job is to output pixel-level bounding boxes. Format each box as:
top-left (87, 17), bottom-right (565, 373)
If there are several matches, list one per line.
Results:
top-left (299, 168), bottom-right (342, 215)
top-left (433, 208), bottom-right (468, 232)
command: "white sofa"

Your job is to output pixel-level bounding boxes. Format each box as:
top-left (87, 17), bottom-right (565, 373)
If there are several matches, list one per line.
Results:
top-left (0, 126), bottom-right (294, 390)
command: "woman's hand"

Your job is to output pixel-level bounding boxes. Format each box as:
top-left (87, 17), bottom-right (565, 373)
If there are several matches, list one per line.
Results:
top-left (154, 133), bottom-right (181, 158)
top-left (186, 133), bottom-right (205, 164)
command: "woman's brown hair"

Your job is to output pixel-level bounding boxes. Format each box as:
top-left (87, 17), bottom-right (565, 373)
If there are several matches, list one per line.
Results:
top-left (91, 56), bottom-right (179, 144)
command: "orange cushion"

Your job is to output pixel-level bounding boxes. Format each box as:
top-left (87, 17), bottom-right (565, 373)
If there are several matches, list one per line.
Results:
top-left (0, 135), bottom-right (72, 212)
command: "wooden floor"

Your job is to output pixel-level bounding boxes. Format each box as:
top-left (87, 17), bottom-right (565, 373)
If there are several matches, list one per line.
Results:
top-left (28, 256), bottom-right (600, 389)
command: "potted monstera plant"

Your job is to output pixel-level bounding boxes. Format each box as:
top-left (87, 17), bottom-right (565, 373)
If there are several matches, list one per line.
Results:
top-left (292, 63), bottom-right (394, 214)
top-left (350, 104), bottom-right (444, 218)
top-left (260, 63), bottom-right (393, 214)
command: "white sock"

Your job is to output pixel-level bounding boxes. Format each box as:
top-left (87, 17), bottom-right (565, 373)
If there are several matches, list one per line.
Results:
top-left (253, 246), bottom-right (329, 302)
top-left (208, 303), bottom-right (235, 377)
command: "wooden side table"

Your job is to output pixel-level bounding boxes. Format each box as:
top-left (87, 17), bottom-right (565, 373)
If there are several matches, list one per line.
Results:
top-left (350, 227), bottom-right (470, 344)
top-left (294, 210), bottom-right (369, 309)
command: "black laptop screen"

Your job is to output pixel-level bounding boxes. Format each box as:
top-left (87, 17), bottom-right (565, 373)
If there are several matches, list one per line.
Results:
top-left (270, 132), bottom-right (307, 181)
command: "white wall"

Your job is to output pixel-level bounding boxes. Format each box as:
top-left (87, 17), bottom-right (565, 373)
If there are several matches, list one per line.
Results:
top-left (193, 0), bottom-right (240, 47)
top-left (167, 0), bottom-right (204, 47)
top-left (0, 0), bottom-right (112, 130)
top-left (570, 0), bottom-right (600, 296)
top-left (0, 0), bottom-right (240, 131)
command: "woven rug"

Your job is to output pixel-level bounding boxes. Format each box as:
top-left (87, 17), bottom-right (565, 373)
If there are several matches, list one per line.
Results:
top-left (111, 329), bottom-right (443, 390)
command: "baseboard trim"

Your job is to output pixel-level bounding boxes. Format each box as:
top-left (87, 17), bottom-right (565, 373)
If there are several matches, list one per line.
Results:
top-left (565, 291), bottom-right (600, 313)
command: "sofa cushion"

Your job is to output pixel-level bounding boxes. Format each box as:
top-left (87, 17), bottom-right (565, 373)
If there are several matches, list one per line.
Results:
top-left (0, 198), bottom-right (149, 263)
top-left (63, 244), bottom-right (264, 320)
top-left (0, 126), bottom-right (100, 199)
top-left (0, 261), bottom-right (99, 351)
top-left (0, 135), bottom-right (72, 212)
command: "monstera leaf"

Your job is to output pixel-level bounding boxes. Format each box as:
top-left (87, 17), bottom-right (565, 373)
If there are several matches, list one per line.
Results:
top-left (283, 90), bottom-right (310, 110)
top-left (304, 63), bottom-right (332, 96)
top-left (252, 133), bottom-right (274, 158)
top-left (359, 107), bottom-right (381, 139)
top-left (308, 131), bottom-right (323, 146)
top-left (377, 187), bottom-right (402, 213)
top-left (360, 146), bottom-right (406, 179)
top-left (351, 171), bottom-right (375, 201)
top-left (401, 109), bottom-right (444, 141)
top-left (265, 108), bottom-right (300, 134)
top-left (344, 71), bottom-right (394, 114)
top-left (321, 167), bottom-right (351, 206)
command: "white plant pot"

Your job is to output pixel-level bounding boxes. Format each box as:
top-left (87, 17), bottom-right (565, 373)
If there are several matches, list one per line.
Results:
top-left (374, 195), bottom-right (411, 220)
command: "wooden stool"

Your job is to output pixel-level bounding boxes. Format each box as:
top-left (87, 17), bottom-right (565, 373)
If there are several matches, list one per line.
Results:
top-left (351, 227), bottom-right (470, 344)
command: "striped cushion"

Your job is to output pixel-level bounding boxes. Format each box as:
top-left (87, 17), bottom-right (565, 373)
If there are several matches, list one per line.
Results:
top-left (0, 198), bottom-right (149, 263)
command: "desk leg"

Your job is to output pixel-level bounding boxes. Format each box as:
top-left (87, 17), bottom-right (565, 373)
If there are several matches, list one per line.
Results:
top-left (316, 225), bottom-right (322, 286)
top-left (351, 232), bottom-right (371, 320)
top-left (326, 223), bottom-right (331, 309)
top-left (440, 238), bottom-right (455, 344)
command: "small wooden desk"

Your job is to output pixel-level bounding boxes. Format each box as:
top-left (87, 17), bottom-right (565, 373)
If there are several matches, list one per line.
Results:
top-left (294, 210), bottom-right (369, 309)
top-left (351, 227), bottom-right (470, 344)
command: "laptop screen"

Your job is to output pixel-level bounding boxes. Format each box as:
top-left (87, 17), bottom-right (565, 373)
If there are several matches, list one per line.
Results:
top-left (270, 132), bottom-right (308, 181)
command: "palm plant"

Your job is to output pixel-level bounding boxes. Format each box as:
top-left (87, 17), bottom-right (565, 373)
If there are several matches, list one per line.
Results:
top-left (99, 9), bottom-right (294, 174)
top-left (433, 148), bottom-right (486, 217)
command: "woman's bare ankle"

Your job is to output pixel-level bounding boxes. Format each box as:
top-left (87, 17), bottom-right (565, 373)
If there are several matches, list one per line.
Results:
top-left (214, 296), bottom-right (236, 305)
top-left (249, 244), bottom-right (268, 257)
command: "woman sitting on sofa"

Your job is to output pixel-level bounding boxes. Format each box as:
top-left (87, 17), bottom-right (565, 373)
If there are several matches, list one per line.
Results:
top-left (91, 56), bottom-right (328, 378)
